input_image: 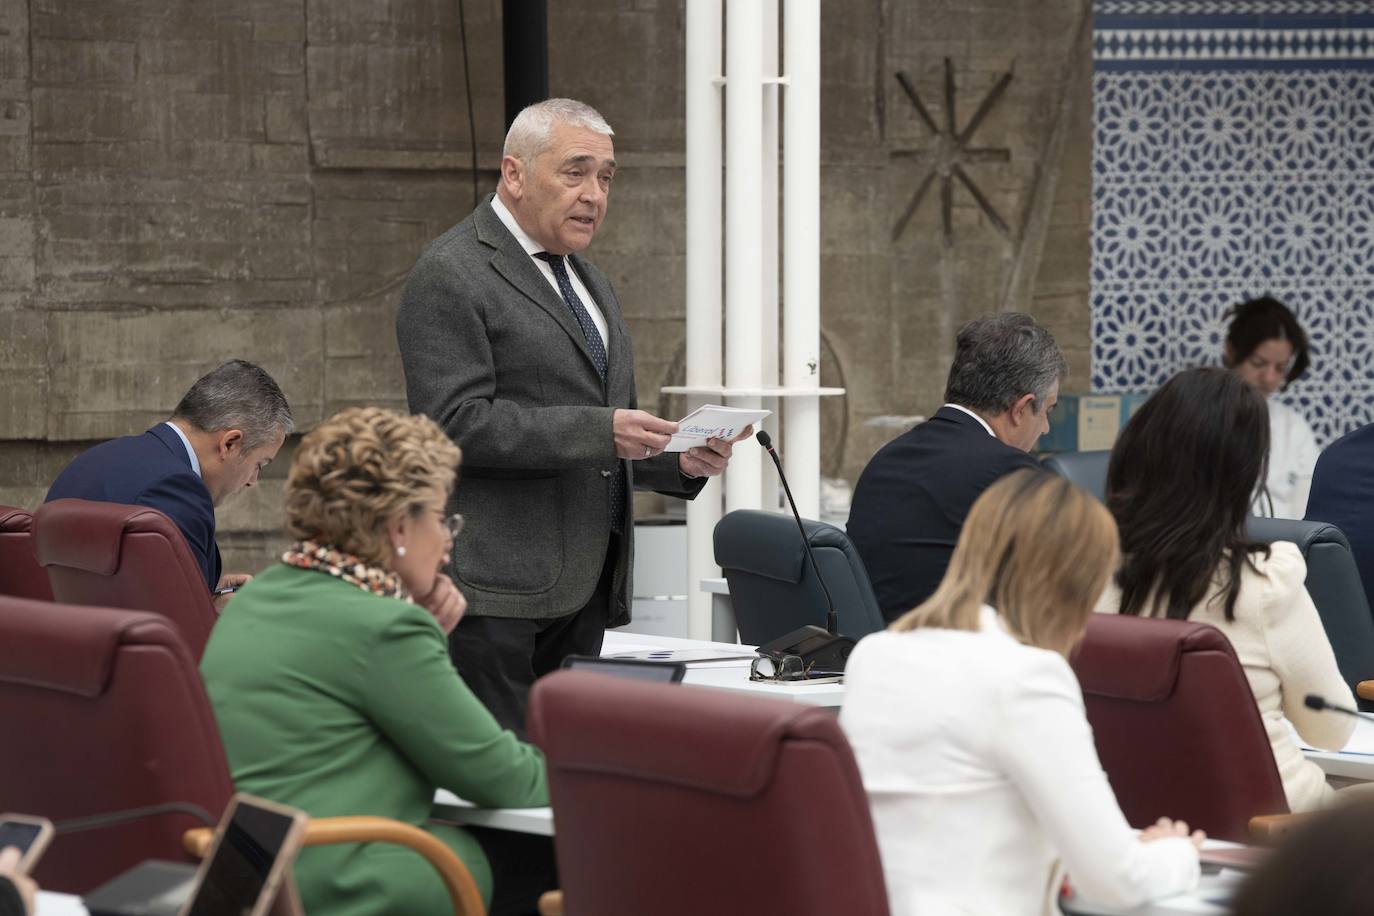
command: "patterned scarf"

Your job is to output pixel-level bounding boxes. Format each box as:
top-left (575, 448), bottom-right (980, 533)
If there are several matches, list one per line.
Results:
top-left (282, 540), bottom-right (410, 602)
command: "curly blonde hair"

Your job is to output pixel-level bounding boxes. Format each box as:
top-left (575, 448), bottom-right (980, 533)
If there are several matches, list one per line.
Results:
top-left (284, 407), bottom-right (462, 566)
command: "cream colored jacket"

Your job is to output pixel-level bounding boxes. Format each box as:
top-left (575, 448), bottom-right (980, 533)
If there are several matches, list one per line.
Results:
top-left (840, 607), bottom-right (1199, 916)
top-left (1097, 541), bottom-right (1354, 812)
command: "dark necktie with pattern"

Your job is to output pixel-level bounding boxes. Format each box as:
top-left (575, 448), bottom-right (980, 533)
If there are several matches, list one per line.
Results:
top-left (534, 251), bottom-right (624, 534)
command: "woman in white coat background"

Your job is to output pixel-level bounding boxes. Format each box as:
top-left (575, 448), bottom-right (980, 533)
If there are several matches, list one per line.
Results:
top-left (839, 470), bottom-right (1202, 916)
top-left (1222, 296), bottom-right (1320, 518)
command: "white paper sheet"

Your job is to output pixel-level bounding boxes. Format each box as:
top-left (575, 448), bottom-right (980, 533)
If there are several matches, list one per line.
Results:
top-left (666, 404), bottom-right (771, 452)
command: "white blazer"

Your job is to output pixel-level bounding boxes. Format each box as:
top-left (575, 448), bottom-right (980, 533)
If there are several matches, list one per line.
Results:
top-left (839, 607), bottom-right (1199, 916)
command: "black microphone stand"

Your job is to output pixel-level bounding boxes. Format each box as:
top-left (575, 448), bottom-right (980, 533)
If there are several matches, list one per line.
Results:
top-left (754, 431), bottom-right (856, 673)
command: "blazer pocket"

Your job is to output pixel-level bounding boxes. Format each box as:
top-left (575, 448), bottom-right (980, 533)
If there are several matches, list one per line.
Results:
top-left (453, 477), bottom-right (564, 595)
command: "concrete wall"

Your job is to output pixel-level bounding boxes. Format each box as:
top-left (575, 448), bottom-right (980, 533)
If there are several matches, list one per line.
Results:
top-left (0, 0), bottom-right (1093, 573)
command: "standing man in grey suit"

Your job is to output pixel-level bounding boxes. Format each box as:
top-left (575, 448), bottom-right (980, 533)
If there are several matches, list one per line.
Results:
top-left (397, 98), bottom-right (747, 734)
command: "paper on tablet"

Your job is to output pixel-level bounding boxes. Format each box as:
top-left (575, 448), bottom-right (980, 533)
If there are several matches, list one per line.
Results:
top-left (667, 404), bottom-right (771, 452)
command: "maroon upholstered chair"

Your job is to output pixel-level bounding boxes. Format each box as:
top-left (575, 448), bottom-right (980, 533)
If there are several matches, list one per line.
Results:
top-left (528, 670), bottom-right (890, 916)
top-left (33, 498), bottom-right (217, 658)
top-left (0, 505), bottom-right (53, 601)
top-left (1071, 614), bottom-right (1288, 842)
top-left (0, 595), bottom-right (492, 912)
top-left (0, 596), bottom-right (233, 893)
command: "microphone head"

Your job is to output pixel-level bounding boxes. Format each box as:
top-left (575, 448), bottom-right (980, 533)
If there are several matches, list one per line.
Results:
top-left (755, 430), bottom-right (773, 449)
top-left (1304, 694), bottom-right (1325, 712)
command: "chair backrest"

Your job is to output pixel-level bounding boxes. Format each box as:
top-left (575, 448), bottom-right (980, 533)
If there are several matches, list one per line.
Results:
top-left (33, 498), bottom-right (217, 658)
top-left (528, 670), bottom-right (889, 916)
top-left (0, 505), bottom-right (53, 601)
top-left (1246, 517), bottom-right (1374, 710)
top-left (0, 596), bottom-right (234, 893)
top-left (1041, 450), bottom-right (1111, 501)
top-left (1071, 614), bottom-right (1287, 842)
top-left (714, 509), bottom-right (886, 645)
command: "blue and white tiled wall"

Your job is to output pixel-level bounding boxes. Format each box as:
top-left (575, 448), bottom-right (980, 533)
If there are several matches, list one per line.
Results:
top-left (1092, 0), bottom-right (1374, 445)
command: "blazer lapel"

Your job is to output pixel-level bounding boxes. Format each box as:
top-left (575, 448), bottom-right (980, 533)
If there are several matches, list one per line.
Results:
top-left (475, 202), bottom-right (604, 382)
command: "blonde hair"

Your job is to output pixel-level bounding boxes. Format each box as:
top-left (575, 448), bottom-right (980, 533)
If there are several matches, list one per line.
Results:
top-left (890, 469), bottom-right (1119, 656)
top-left (284, 407), bottom-right (461, 566)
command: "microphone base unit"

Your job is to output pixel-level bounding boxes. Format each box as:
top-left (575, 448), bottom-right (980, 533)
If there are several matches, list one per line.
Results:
top-left (757, 625), bottom-right (856, 673)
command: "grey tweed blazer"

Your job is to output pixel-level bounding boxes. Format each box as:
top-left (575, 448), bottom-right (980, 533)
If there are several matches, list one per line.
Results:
top-left (396, 196), bottom-right (703, 624)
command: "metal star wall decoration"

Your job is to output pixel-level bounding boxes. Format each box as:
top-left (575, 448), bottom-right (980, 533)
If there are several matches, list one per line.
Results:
top-left (891, 58), bottom-right (1014, 246)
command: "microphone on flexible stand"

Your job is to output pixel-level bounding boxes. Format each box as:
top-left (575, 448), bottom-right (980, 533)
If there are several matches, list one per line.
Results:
top-left (1304, 694), bottom-right (1374, 722)
top-left (753, 430), bottom-right (855, 673)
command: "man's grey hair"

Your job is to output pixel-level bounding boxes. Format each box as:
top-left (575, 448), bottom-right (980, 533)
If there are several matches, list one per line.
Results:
top-left (943, 313), bottom-right (1067, 414)
top-left (172, 359), bottom-right (294, 450)
top-left (503, 98), bottom-right (614, 163)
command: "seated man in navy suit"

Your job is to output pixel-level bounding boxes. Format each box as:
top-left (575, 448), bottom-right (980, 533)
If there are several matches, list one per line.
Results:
top-left (848, 313), bottom-right (1065, 622)
top-left (46, 359), bottom-right (292, 602)
top-left (1306, 424), bottom-right (1373, 602)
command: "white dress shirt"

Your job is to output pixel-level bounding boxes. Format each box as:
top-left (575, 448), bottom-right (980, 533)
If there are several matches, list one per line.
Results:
top-left (1254, 398), bottom-right (1320, 519)
top-left (164, 421), bottom-right (201, 478)
top-left (942, 402), bottom-right (996, 437)
top-left (840, 607), bottom-right (1199, 916)
top-left (490, 194), bottom-right (608, 347)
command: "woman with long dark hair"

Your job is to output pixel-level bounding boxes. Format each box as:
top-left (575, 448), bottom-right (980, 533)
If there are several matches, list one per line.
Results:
top-left (1098, 367), bottom-right (1352, 812)
top-left (1222, 296), bottom-right (1320, 518)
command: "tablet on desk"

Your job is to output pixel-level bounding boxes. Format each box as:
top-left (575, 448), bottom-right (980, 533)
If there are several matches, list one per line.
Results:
top-left (83, 794), bottom-right (307, 916)
top-left (561, 655), bottom-right (686, 683)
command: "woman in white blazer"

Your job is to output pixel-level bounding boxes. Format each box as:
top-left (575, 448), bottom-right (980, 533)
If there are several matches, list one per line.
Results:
top-left (1221, 296), bottom-right (1320, 519)
top-left (840, 470), bottom-right (1201, 916)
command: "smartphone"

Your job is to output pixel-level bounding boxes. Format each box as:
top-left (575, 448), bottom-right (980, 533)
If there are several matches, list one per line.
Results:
top-left (0, 814), bottom-right (55, 873)
top-left (178, 794), bottom-right (307, 916)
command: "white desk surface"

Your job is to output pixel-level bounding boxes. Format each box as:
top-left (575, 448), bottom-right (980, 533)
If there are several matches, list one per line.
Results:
top-left (600, 629), bottom-right (845, 708)
top-left (1298, 716), bottom-right (1374, 780)
top-left (36, 892), bottom-right (87, 915)
top-left (700, 576), bottom-right (730, 595)
top-left (1063, 840), bottom-right (1248, 915)
top-left (432, 789), bottom-right (553, 836)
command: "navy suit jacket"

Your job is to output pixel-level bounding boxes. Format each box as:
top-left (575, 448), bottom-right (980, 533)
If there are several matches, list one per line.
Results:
top-left (1306, 422), bottom-right (1374, 604)
top-left (848, 406), bottom-right (1041, 622)
top-left (45, 424), bottom-right (220, 590)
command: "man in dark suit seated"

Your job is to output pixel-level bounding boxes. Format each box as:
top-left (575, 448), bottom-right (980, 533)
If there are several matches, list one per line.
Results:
top-left (1306, 424), bottom-right (1373, 601)
top-left (848, 313), bottom-right (1066, 622)
top-left (45, 359), bottom-right (292, 604)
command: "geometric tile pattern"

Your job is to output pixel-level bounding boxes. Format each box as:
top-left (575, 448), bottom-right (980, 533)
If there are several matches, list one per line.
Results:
top-left (1096, 29), bottom-right (1374, 64)
top-left (1092, 8), bottom-right (1374, 445)
top-left (1100, 1), bottom-right (1374, 14)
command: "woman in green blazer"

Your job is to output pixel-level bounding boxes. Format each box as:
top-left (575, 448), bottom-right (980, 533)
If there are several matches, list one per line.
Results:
top-left (201, 406), bottom-right (551, 915)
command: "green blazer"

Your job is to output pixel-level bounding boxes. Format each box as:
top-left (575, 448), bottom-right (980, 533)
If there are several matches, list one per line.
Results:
top-left (200, 563), bottom-right (548, 914)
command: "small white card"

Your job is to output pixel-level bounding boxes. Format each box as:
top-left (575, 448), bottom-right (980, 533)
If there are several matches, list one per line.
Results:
top-left (666, 404), bottom-right (771, 452)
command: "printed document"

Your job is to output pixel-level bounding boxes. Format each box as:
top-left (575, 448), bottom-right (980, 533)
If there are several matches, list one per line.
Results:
top-left (667, 404), bottom-right (771, 452)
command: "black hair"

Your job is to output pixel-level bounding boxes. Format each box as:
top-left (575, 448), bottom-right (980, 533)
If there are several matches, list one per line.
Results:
top-left (1223, 296), bottom-right (1310, 389)
top-left (1106, 367), bottom-right (1270, 622)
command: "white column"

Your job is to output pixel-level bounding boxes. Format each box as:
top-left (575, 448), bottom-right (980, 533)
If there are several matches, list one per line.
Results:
top-left (782, 0), bottom-right (822, 518)
top-left (684, 0), bottom-right (724, 641)
top-left (724, 0), bottom-right (765, 515)
top-left (759, 0), bottom-right (781, 511)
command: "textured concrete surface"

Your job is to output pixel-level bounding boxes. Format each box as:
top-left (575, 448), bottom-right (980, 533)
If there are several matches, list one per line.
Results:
top-left (0, 0), bottom-right (1093, 573)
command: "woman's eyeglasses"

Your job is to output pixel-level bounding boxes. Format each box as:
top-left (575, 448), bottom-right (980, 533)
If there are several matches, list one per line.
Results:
top-left (432, 511), bottom-right (464, 539)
